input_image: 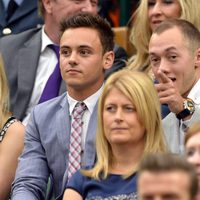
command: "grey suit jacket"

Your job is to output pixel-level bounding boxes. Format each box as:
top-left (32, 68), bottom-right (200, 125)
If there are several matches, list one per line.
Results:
top-left (0, 28), bottom-right (66, 120)
top-left (11, 93), bottom-right (97, 199)
top-left (0, 0), bottom-right (43, 37)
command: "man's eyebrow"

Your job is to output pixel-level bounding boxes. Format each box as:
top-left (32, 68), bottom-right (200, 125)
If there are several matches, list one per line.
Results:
top-left (149, 52), bottom-right (156, 56)
top-left (60, 45), bottom-right (93, 49)
top-left (60, 46), bottom-right (70, 50)
top-left (165, 46), bottom-right (177, 52)
top-left (149, 46), bottom-right (178, 55)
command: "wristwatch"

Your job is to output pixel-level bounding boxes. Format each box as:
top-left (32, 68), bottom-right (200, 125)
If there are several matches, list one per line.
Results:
top-left (176, 98), bottom-right (195, 120)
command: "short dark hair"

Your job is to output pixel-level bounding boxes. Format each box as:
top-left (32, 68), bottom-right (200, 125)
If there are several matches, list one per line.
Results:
top-left (60, 12), bottom-right (114, 54)
top-left (138, 153), bottom-right (199, 199)
top-left (153, 19), bottom-right (200, 52)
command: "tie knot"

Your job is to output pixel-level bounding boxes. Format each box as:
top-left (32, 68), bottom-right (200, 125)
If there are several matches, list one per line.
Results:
top-left (48, 44), bottom-right (60, 59)
top-left (72, 102), bottom-right (87, 119)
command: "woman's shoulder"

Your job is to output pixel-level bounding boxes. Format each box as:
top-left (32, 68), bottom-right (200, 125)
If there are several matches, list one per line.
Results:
top-left (0, 116), bottom-right (24, 142)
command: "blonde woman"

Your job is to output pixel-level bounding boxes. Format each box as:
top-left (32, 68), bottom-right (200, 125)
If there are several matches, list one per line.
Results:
top-left (63, 70), bottom-right (167, 200)
top-left (128, 0), bottom-right (200, 73)
top-left (0, 56), bottom-right (25, 200)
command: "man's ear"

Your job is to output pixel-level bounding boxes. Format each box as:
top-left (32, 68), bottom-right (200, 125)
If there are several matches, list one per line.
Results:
top-left (42, 0), bottom-right (53, 14)
top-left (103, 51), bottom-right (115, 70)
top-left (194, 47), bottom-right (200, 69)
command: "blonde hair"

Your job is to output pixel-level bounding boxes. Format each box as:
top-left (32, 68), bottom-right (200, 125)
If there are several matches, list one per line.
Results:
top-left (0, 55), bottom-right (10, 129)
top-left (185, 122), bottom-right (200, 146)
top-left (82, 69), bottom-right (167, 179)
top-left (128, 0), bottom-right (200, 72)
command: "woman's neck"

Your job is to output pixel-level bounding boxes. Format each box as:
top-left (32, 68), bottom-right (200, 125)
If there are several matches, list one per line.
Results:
top-left (109, 143), bottom-right (144, 175)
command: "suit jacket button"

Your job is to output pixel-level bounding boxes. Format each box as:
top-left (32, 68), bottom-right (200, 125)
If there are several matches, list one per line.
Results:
top-left (2, 28), bottom-right (12, 35)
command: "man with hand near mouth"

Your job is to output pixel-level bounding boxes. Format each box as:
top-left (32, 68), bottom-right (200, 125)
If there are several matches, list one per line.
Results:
top-left (149, 19), bottom-right (200, 154)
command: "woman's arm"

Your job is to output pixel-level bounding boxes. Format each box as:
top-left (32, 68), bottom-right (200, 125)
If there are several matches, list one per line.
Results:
top-left (63, 188), bottom-right (83, 200)
top-left (0, 121), bottom-right (25, 199)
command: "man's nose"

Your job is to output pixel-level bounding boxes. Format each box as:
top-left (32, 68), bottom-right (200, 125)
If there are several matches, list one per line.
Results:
top-left (68, 52), bottom-right (77, 66)
top-left (158, 59), bottom-right (170, 74)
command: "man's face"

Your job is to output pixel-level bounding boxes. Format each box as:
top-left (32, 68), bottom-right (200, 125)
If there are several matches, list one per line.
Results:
top-left (48, 0), bottom-right (98, 26)
top-left (60, 27), bottom-right (113, 98)
top-left (149, 27), bottom-right (199, 97)
top-left (138, 171), bottom-right (191, 200)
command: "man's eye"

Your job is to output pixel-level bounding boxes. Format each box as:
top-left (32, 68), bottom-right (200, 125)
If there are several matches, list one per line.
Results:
top-left (80, 50), bottom-right (91, 56)
top-left (150, 57), bottom-right (160, 64)
top-left (91, 0), bottom-right (98, 6)
top-left (171, 55), bottom-right (177, 59)
top-left (169, 55), bottom-right (177, 61)
top-left (61, 49), bottom-right (70, 56)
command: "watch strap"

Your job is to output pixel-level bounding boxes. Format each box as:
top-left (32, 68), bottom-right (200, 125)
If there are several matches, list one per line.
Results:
top-left (176, 109), bottom-right (191, 120)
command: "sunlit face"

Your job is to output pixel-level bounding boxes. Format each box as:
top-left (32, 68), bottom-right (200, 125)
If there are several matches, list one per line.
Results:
top-left (103, 88), bottom-right (145, 147)
top-left (60, 27), bottom-right (112, 97)
top-left (148, 0), bottom-right (181, 31)
top-left (186, 132), bottom-right (200, 186)
top-left (149, 27), bottom-right (198, 96)
top-left (138, 171), bottom-right (191, 200)
top-left (49, 0), bottom-right (98, 27)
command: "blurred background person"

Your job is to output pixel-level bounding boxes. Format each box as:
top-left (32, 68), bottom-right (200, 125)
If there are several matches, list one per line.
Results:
top-left (98, 0), bottom-right (119, 27)
top-left (138, 153), bottom-right (199, 200)
top-left (0, 0), bottom-right (43, 37)
top-left (128, 0), bottom-right (200, 74)
top-left (0, 55), bottom-right (25, 199)
top-left (62, 70), bottom-right (167, 199)
top-left (185, 122), bottom-right (200, 199)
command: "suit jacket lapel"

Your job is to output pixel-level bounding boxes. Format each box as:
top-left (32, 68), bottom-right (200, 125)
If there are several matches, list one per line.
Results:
top-left (83, 102), bottom-right (98, 166)
top-left (57, 96), bottom-right (71, 195)
top-left (0, 1), bottom-right (6, 27)
top-left (13, 29), bottom-right (41, 118)
top-left (56, 96), bottom-right (71, 154)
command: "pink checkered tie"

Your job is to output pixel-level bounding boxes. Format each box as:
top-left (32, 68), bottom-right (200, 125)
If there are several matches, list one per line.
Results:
top-left (68, 102), bottom-right (87, 179)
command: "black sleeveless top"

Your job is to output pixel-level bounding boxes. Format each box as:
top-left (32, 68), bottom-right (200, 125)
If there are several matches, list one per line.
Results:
top-left (0, 116), bottom-right (17, 142)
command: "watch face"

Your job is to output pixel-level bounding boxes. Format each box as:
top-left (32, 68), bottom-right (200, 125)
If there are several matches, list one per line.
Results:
top-left (185, 98), bottom-right (195, 114)
top-left (176, 98), bottom-right (195, 120)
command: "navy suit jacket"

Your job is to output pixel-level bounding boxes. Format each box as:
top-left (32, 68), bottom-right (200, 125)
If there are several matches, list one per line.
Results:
top-left (0, 0), bottom-right (43, 37)
top-left (11, 93), bottom-right (98, 199)
top-left (0, 27), bottom-right (126, 121)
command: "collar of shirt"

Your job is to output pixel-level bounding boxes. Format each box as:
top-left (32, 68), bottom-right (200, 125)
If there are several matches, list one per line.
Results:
top-left (67, 84), bottom-right (104, 115)
top-left (3, 0), bottom-right (24, 10)
top-left (187, 78), bottom-right (200, 104)
top-left (41, 26), bottom-right (57, 52)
